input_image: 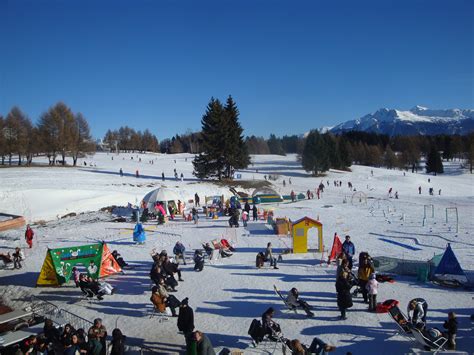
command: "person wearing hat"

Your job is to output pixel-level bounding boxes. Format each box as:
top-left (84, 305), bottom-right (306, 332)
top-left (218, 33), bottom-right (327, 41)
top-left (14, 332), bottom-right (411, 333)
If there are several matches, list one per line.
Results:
top-left (177, 298), bottom-right (195, 352)
top-left (365, 273), bottom-right (378, 312)
top-left (25, 224), bottom-right (34, 248)
top-left (88, 318), bottom-right (107, 355)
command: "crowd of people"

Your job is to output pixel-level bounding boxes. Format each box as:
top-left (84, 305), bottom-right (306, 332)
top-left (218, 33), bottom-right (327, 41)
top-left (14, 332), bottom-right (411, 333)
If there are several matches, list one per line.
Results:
top-left (14, 318), bottom-right (125, 355)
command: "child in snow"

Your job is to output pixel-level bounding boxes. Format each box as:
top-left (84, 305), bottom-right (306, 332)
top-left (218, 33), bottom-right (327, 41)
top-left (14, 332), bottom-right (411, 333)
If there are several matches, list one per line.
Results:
top-left (72, 267), bottom-right (81, 287)
top-left (242, 211), bottom-right (249, 227)
top-left (443, 312), bottom-right (457, 350)
top-left (25, 225), bottom-right (34, 248)
top-left (13, 247), bottom-right (25, 269)
top-left (366, 273), bottom-right (378, 312)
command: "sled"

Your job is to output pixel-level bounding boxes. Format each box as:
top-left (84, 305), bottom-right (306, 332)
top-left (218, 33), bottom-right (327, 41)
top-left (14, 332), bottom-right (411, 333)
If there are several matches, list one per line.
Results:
top-left (273, 285), bottom-right (297, 314)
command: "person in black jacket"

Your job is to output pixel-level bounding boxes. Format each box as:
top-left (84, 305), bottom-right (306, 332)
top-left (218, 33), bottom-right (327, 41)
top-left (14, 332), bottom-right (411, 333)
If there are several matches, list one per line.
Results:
top-left (252, 204), bottom-right (258, 221)
top-left (177, 298), bottom-right (194, 334)
top-left (178, 298), bottom-right (195, 352)
top-left (443, 312), bottom-right (457, 350)
top-left (109, 328), bottom-right (126, 355)
top-left (335, 271), bottom-right (353, 320)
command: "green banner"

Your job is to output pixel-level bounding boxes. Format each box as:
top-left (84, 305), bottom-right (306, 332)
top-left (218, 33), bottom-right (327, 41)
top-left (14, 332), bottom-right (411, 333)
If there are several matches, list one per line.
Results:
top-left (49, 244), bottom-right (103, 283)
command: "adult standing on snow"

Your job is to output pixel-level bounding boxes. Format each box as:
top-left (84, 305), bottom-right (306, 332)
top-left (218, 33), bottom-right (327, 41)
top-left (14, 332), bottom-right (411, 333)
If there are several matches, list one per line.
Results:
top-left (357, 253), bottom-right (375, 304)
top-left (252, 204), bottom-right (258, 221)
top-left (244, 201), bottom-right (251, 215)
top-left (342, 235), bottom-right (355, 269)
top-left (335, 271), bottom-right (353, 320)
top-left (25, 225), bottom-right (34, 248)
top-left (195, 193), bottom-right (200, 207)
top-left (177, 298), bottom-right (195, 351)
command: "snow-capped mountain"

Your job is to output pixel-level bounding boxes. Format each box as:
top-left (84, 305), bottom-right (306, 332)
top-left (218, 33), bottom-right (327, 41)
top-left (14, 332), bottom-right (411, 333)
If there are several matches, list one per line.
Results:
top-left (330, 106), bottom-right (474, 136)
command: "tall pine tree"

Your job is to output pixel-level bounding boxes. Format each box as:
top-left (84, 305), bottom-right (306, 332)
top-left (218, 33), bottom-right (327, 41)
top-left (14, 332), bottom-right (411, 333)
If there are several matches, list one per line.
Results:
top-left (193, 96), bottom-right (250, 179)
top-left (426, 144), bottom-right (444, 175)
top-left (223, 96), bottom-right (250, 178)
top-left (193, 98), bottom-right (226, 179)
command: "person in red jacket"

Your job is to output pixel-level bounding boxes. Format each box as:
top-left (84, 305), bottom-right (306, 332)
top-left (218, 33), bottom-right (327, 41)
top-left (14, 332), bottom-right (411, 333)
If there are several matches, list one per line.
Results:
top-left (25, 224), bottom-right (34, 248)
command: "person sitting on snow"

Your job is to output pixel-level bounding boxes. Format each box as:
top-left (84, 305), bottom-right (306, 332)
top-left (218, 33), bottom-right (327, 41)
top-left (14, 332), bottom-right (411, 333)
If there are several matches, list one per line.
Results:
top-left (264, 242), bottom-right (278, 269)
top-left (155, 278), bottom-right (181, 316)
top-left (173, 241), bottom-right (187, 265)
top-left (193, 250), bottom-right (204, 272)
top-left (285, 288), bottom-right (314, 317)
top-left (407, 298), bottom-right (428, 328)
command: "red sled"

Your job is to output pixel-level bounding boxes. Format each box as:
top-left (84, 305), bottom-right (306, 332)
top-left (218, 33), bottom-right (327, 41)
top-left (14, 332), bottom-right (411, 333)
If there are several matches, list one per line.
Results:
top-left (376, 299), bottom-right (399, 313)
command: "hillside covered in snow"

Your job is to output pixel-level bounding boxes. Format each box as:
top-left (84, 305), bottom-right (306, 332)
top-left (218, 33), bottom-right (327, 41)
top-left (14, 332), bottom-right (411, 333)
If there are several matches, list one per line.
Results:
top-left (0, 153), bottom-right (473, 354)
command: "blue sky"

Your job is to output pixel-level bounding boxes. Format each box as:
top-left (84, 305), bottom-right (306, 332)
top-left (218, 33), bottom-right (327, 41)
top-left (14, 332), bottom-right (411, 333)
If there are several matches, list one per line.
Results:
top-left (1, 0), bottom-right (473, 140)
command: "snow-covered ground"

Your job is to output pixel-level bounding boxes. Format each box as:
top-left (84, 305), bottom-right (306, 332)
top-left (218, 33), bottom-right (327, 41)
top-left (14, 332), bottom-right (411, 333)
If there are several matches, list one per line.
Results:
top-left (0, 153), bottom-right (473, 354)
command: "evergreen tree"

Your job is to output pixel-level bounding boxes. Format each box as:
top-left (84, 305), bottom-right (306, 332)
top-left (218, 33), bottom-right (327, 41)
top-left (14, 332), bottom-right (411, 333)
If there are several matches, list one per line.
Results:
top-left (193, 96), bottom-right (249, 179)
top-left (426, 145), bottom-right (444, 175)
top-left (338, 136), bottom-right (352, 169)
top-left (301, 130), bottom-right (330, 175)
top-left (223, 95), bottom-right (250, 178)
top-left (193, 98), bottom-right (227, 179)
top-left (267, 134), bottom-right (285, 155)
top-left (323, 133), bottom-right (340, 169)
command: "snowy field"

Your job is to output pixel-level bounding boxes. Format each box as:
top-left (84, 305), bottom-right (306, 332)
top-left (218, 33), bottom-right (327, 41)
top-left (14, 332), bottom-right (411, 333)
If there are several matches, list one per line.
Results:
top-left (0, 152), bottom-right (473, 354)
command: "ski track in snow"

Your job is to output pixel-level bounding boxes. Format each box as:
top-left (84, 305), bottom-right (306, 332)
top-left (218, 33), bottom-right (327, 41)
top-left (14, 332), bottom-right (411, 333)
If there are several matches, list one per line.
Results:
top-left (1, 152), bottom-right (474, 354)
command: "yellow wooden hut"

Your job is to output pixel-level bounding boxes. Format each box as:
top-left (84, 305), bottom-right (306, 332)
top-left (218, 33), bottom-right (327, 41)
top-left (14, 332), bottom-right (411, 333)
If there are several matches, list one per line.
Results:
top-left (291, 217), bottom-right (323, 253)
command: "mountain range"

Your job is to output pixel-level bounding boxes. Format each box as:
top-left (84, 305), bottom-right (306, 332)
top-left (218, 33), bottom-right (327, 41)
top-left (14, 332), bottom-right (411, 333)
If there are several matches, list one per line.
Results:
top-left (329, 106), bottom-right (474, 136)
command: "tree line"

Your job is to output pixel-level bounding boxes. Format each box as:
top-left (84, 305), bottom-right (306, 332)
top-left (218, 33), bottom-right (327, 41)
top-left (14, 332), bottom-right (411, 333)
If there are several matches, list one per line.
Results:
top-left (0, 103), bottom-right (94, 166)
top-left (300, 131), bottom-right (474, 176)
top-left (103, 127), bottom-right (159, 153)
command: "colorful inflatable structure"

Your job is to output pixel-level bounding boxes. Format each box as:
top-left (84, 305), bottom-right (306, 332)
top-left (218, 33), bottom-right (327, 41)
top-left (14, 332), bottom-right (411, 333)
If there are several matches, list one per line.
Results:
top-left (36, 242), bottom-right (121, 287)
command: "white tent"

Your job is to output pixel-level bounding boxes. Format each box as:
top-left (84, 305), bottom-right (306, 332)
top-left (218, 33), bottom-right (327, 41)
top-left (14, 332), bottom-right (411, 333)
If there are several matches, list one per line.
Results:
top-left (142, 188), bottom-right (181, 213)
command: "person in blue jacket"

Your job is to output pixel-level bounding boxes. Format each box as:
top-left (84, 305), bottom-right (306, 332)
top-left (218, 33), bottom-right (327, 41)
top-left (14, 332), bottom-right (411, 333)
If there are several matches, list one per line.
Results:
top-left (342, 235), bottom-right (355, 269)
top-left (173, 241), bottom-right (186, 265)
